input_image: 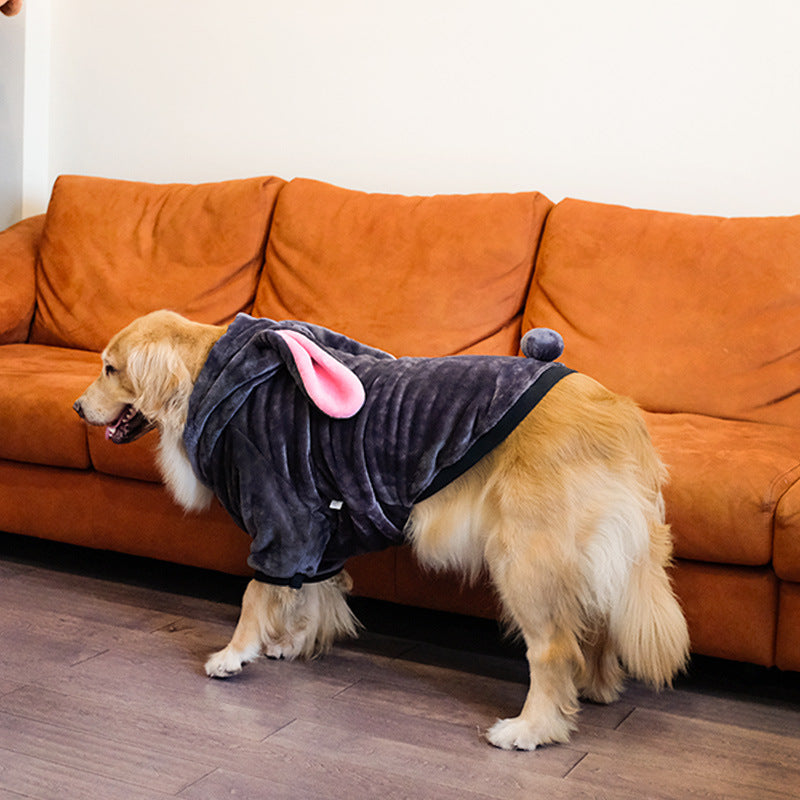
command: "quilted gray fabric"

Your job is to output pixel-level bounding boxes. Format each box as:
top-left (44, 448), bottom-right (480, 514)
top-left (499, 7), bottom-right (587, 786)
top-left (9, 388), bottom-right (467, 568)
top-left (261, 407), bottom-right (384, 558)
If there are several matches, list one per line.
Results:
top-left (184, 314), bottom-right (572, 586)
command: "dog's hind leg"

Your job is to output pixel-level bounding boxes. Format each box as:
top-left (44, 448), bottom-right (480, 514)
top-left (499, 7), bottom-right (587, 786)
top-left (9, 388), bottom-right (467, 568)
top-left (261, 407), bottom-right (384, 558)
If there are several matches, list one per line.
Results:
top-left (577, 623), bottom-right (625, 704)
top-left (205, 579), bottom-right (268, 678)
top-left (484, 525), bottom-right (585, 750)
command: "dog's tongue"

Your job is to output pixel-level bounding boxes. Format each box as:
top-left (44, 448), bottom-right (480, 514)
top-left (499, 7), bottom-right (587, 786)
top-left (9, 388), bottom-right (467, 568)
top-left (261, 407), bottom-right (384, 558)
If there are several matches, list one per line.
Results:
top-left (105, 416), bottom-right (124, 442)
top-left (105, 406), bottom-right (155, 444)
top-left (105, 405), bottom-right (135, 443)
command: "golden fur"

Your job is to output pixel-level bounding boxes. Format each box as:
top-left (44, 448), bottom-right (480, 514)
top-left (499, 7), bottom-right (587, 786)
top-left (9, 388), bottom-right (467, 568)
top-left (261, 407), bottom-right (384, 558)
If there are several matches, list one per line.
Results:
top-left (75, 310), bottom-right (690, 750)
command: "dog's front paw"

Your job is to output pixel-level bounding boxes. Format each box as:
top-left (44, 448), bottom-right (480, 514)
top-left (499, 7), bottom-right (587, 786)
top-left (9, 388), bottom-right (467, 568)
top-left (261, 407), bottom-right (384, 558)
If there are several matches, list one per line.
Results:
top-left (205, 646), bottom-right (245, 678)
top-left (486, 714), bottom-right (573, 751)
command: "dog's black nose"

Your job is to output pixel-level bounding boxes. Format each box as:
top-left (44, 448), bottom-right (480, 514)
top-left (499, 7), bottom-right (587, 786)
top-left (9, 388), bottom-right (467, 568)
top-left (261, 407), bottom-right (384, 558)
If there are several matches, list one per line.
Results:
top-left (73, 400), bottom-right (85, 419)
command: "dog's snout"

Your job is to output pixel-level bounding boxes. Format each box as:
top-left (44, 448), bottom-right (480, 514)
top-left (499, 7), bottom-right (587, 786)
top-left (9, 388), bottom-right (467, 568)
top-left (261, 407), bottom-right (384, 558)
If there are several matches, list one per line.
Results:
top-left (73, 399), bottom-right (85, 419)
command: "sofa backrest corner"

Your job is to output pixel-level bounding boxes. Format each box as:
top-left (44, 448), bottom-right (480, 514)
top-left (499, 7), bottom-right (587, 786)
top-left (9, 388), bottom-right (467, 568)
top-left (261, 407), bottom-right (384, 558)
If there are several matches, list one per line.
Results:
top-left (524, 197), bottom-right (800, 427)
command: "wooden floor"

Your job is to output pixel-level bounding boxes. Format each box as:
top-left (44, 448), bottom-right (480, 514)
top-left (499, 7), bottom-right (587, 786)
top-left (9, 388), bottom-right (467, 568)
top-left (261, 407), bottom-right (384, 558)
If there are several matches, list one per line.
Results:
top-left (0, 534), bottom-right (799, 799)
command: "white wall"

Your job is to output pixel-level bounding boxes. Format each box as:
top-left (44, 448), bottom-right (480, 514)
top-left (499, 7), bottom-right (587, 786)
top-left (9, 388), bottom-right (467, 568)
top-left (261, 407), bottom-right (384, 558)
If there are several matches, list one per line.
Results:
top-left (20, 0), bottom-right (49, 220)
top-left (0, 6), bottom-right (25, 228)
top-left (18, 0), bottom-right (800, 219)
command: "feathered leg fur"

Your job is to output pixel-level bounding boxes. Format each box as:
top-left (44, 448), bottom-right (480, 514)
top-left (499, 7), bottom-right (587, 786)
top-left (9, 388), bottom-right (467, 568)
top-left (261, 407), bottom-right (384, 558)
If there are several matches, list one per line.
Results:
top-left (205, 572), bottom-right (360, 677)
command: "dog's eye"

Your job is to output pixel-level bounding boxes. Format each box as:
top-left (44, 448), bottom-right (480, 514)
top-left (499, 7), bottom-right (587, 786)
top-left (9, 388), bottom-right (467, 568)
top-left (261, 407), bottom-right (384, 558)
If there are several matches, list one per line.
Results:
top-left (104, 364), bottom-right (117, 377)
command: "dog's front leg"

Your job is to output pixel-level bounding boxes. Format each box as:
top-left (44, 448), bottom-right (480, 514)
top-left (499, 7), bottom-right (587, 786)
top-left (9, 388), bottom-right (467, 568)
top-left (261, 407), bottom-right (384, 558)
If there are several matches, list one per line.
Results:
top-left (205, 579), bottom-right (267, 678)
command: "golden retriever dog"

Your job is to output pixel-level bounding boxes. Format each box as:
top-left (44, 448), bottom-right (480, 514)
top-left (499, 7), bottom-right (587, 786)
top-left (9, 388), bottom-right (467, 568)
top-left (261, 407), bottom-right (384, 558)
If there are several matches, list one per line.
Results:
top-left (74, 310), bottom-right (689, 750)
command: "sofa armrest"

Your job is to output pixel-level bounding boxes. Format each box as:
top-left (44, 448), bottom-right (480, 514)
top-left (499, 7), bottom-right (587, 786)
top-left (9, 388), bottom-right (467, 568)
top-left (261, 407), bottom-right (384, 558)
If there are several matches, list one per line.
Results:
top-left (0, 214), bottom-right (44, 343)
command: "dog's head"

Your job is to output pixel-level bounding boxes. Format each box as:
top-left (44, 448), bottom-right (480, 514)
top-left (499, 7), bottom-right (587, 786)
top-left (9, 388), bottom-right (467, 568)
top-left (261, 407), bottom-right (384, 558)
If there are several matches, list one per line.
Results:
top-left (73, 310), bottom-right (218, 443)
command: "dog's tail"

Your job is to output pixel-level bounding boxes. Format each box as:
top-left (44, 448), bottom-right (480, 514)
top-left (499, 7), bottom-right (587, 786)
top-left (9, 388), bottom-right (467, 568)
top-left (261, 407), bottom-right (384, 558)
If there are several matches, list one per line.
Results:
top-left (611, 522), bottom-right (690, 688)
top-left (578, 392), bottom-right (690, 689)
top-left (606, 437), bottom-right (690, 688)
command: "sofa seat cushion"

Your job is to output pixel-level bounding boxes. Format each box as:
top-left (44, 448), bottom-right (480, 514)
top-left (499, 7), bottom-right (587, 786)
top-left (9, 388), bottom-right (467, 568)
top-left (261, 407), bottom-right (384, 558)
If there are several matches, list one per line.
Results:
top-left (0, 344), bottom-right (97, 469)
top-left (31, 175), bottom-right (284, 352)
top-left (645, 412), bottom-right (800, 566)
top-left (776, 582), bottom-right (800, 670)
top-left (775, 482), bottom-right (800, 581)
top-left (671, 561), bottom-right (778, 666)
top-left (0, 344), bottom-right (163, 481)
top-left (524, 198), bottom-right (800, 427)
top-left (254, 178), bottom-right (552, 357)
top-left (86, 426), bottom-right (161, 483)
top-left (0, 460), bottom-right (252, 577)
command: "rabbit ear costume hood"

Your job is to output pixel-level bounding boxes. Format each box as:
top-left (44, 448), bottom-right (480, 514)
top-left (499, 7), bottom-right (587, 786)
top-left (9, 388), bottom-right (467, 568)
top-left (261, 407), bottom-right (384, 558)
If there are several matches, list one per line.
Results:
top-left (183, 314), bottom-right (573, 588)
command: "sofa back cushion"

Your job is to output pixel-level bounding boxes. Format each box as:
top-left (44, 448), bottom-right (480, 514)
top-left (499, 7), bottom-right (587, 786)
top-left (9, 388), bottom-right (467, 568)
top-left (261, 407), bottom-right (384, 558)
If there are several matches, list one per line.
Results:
top-left (253, 178), bottom-right (552, 357)
top-left (523, 198), bottom-right (800, 427)
top-left (31, 175), bottom-right (284, 351)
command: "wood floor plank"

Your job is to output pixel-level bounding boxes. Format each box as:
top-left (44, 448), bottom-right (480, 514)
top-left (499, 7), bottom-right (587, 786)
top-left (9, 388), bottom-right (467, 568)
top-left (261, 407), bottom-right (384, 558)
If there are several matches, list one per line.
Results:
top-left (300, 699), bottom-right (584, 776)
top-left (0, 747), bottom-right (175, 800)
top-left (326, 670), bottom-right (635, 737)
top-left (0, 620), bottom-right (108, 672)
top-left (289, 678), bottom-right (505, 753)
top-left (13, 559), bottom-right (240, 621)
top-left (375, 647), bottom-right (636, 730)
top-left (567, 751), bottom-right (797, 800)
top-left (615, 707), bottom-right (800, 792)
top-left (265, 719), bottom-right (639, 800)
top-left (0, 710), bottom-right (210, 794)
top-left (0, 679), bottom-right (23, 698)
top-left (0, 560), bottom-right (32, 580)
top-left (0, 788), bottom-right (31, 800)
top-left (621, 705), bottom-right (800, 760)
top-left (69, 642), bottom-right (357, 707)
top-left (179, 763), bottom-right (500, 800)
top-left (563, 706), bottom-right (800, 799)
top-left (331, 674), bottom-right (502, 729)
top-left (622, 678), bottom-right (800, 737)
top-left (0, 683), bottom-right (288, 765)
top-left (0, 568), bottom-right (181, 633)
top-left (0, 649), bottom-right (352, 764)
top-left (179, 767), bottom-right (329, 800)
top-left (0, 603), bottom-right (175, 667)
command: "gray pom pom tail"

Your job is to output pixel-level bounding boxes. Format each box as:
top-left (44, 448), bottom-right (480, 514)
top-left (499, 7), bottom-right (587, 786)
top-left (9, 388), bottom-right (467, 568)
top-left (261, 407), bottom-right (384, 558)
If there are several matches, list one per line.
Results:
top-left (520, 328), bottom-right (564, 362)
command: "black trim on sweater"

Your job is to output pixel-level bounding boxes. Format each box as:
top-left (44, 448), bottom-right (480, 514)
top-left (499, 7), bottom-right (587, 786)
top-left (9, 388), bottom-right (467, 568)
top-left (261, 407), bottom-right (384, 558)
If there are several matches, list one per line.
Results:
top-left (253, 568), bottom-right (343, 589)
top-left (415, 363), bottom-right (575, 503)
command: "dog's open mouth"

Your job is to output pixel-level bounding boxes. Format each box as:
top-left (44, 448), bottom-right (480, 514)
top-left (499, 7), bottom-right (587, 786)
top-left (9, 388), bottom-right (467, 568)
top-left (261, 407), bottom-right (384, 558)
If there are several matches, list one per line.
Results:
top-left (105, 405), bottom-right (155, 444)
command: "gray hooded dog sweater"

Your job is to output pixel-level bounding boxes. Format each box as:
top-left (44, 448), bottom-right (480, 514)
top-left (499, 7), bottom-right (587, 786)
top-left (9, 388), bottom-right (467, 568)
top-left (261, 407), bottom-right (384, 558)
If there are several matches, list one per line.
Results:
top-left (183, 314), bottom-right (573, 587)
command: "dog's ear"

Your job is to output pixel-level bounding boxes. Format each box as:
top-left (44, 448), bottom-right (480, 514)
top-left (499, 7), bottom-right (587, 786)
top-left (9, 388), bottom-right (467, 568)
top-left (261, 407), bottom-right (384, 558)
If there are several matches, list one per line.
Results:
top-left (126, 340), bottom-right (193, 421)
top-left (274, 330), bottom-right (365, 418)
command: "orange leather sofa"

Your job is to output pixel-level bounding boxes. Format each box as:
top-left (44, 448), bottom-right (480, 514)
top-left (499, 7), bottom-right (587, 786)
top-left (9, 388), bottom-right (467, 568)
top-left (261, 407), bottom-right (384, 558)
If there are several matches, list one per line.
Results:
top-left (1, 174), bottom-right (798, 671)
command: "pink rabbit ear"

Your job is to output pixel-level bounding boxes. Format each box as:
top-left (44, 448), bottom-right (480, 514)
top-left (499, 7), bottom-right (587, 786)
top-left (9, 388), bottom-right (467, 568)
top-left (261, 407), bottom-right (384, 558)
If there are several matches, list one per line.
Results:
top-left (275, 330), bottom-right (365, 418)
